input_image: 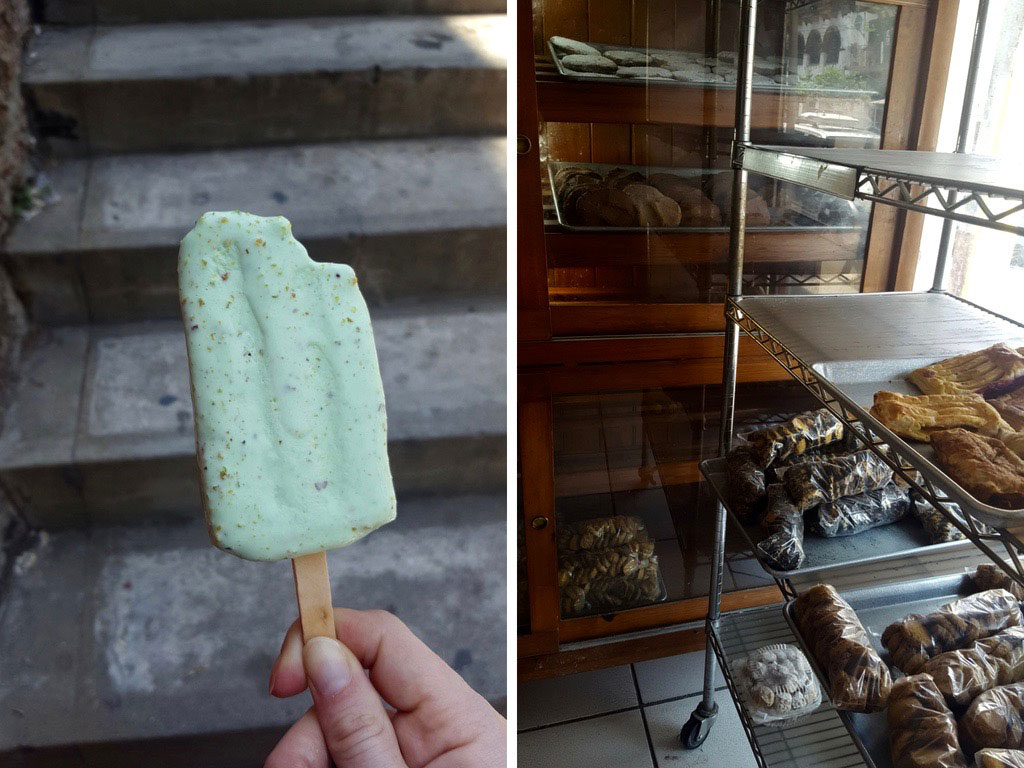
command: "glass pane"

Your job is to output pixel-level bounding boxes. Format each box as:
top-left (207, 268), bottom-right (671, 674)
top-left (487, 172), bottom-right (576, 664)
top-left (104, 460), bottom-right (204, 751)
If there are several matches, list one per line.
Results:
top-left (538, 0), bottom-right (897, 334)
top-left (550, 380), bottom-right (817, 620)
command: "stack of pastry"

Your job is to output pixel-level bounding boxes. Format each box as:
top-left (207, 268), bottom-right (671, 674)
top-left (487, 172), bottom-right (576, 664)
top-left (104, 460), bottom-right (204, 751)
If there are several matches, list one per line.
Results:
top-left (870, 342), bottom-right (1024, 510)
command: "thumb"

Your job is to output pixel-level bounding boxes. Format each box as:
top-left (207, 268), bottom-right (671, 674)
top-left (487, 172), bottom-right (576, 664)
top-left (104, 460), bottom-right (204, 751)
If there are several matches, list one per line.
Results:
top-left (303, 636), bottom-right (406, 768)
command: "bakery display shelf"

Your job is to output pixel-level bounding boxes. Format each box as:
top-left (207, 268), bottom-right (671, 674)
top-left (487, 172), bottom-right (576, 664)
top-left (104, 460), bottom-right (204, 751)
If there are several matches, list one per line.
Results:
top-left (547, 161), bottom-right (866, 235)
top-left (725, 290), bottom-right (1024, 585)
top-left (781, 572), bottom-right (979, 768)
top-left (707, 602), bottom-right (870, 768)
top-left (737, 145), bottom-right (1024, 236)
top-left (700, 456), bottom-right (971, 592)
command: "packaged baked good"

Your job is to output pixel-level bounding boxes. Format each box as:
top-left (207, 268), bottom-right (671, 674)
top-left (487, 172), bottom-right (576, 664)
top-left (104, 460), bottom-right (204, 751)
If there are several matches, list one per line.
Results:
top-left (756, 484), bottom-right (804, 571)
top-left (558, 540), bottom-right (657, 588)
top-left (975, 564), bottom-right (1024, 601)
top-left (963, 683), bottom-right (1024, 751)
top-left (887, 673), bottom-right (968, 768)
top-left (745, 408), bottom-right (844, 468)
top-left (811, 482), bottom-right (910, 537)
top-left (912, 498), bottom-right (973, 543)
top-left (870, 390), bottom-right (1012, 441)
top-left (909, 343), bottom-right (1024, 398)
top-left (931, 428), bottom-right (1024, 509)
top-left (977, 749), bottom-right (1024, 768)
top-left (725, 445), bottom-right (767, 523)
top-left (556, 515), bottom-right (648, 553)
top-left (731, 644), bottom-right (821, 725)
top-left (783, 449), bottom-right (893, 511)
top-left (793, 584), bottom-right (892, 712)
top-left (882, 589), bottom-right (1024, 674)
top-left (923, 626), bottom-right (1024, 707)
top-left (559, 567), bottom-right (662, 617)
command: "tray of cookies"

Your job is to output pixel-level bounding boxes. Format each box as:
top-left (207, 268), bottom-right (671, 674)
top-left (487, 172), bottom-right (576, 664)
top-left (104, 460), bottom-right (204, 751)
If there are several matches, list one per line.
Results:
top-left (548, 161), bottom-right (868, 233)
top-left (782, 570), bottom-right (1024, 768)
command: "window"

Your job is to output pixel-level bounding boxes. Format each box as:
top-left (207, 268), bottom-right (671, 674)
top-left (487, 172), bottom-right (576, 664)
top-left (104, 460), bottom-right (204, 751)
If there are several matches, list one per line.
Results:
top-left (824, 26), bottom-right (842, 65)
top-left (806, 29), bottom-right (822, 65)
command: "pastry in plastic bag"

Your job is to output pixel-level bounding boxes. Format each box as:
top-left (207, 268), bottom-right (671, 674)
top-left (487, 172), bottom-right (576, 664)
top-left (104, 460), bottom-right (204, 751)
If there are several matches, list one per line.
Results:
top-left (731, 643), bottom-right (821, 725)
top-left (559, 568), bottom-right (662, 617)
top-left (976, 564), bottom-right (1024, 601)
top-left (783, 449), bottom-right (893, 511)
top-left (811, 482), bottom-right (910, 537)
top-left (558, 540), bottom-right (657, 588)
top-left (911, 498), bottom-right (985, 543)
top-left (923, 626), bottom-right (1024, 707)
top-left (963, 682), bottom-right (1024, 751)
top-left (882, 589), bottom-right (1024, 674)
top-left (556, 516), bottom-right (648, 553)
top-left (726, 445), bottom-right (767, 523)
top-left (977, 748), bottom-right (1024, 768)
top-left (755, 484), bottom-right (804, 571)
top-left (887, 673), bottom-right (968, 768)
top-left (746, 408), bottom-right (844, 468)
top-left (793, 584), bottom-right (891, 712)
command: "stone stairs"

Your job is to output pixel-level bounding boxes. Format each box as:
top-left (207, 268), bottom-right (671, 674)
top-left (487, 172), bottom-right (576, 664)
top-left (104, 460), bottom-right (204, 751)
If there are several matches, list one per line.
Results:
top-left (0, 2), bottom-right (506, 764)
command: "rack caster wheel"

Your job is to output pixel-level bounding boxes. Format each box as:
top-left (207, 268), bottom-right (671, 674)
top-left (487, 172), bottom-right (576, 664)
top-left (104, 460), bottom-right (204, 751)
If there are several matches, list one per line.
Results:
top-left (679, 701), bottom-right (718, 749)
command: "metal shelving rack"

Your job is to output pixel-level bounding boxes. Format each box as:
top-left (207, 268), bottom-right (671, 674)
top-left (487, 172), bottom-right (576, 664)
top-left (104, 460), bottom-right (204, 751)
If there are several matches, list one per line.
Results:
top-left (676, 0), bottom-right (1024, 764)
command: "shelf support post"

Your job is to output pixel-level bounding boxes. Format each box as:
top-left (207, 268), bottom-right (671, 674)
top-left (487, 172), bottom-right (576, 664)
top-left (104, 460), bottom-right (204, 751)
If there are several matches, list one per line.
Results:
top-left (682, 0), bottom-right (758, 751)
top-left (932, 0), bottom-right (989, 292)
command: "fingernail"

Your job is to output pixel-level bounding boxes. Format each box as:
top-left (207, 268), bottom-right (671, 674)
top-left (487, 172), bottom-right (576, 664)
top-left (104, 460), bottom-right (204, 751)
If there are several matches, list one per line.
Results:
top-left (268, 666), bottom-right (278, 696)
top-left (304, 637), bottom-right (352, 699)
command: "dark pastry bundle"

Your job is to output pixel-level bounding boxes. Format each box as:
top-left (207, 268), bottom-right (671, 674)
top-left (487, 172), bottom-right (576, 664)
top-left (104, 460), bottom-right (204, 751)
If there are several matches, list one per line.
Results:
top-left (756, 484), bottom-right (805, 571)
top-left (811, 482), bottom-right (909, 537)
top-left (724, 445), bottom-right (766, 523)
top-left (783, 449), bottom-right (893, 511)
top-left (887, 673), bottom-right (968, 768)
top-left (746, 408), bottom-right (845, 467)
top-left (976, 563), bottom-right (1024, 601)
top-left (793, 584), bottom-right (891, 712)
top-left (881, 589), bottom-right (1023, 674)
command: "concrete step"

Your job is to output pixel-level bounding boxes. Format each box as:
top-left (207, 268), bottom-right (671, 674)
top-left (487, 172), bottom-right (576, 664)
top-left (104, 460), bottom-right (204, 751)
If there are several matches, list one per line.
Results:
top-left (42, 0), bottom-right (508, 25)
top-left (0, 301), bottom-right (505, 527)
top-left (3, 136), bottom-right (506, 325)
top-left (0, 495), bottom-right (505, 766)
top-left (23, 15), bottom-right (506, 154)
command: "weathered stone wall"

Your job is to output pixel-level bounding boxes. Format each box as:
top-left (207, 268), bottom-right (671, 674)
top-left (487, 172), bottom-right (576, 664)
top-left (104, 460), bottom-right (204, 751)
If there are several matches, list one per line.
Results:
top-left (0, 0), bottom-right (29, 245)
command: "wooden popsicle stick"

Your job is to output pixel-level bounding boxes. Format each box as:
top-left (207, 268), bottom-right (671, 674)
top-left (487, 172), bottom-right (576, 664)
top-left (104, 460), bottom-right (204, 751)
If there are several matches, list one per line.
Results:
top-left (292, 551), bottom-right (337, 641)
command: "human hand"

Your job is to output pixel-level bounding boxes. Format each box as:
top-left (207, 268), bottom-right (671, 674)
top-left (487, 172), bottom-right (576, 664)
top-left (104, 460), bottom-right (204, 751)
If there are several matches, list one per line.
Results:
top-left (265, 608), bottom-right (506, 768)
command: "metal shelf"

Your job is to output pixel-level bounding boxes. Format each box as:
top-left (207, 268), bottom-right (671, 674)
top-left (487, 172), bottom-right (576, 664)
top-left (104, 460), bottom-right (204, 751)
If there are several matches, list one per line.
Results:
top-left (701, 456), bottom-right (972, 595)
top-left (737, 145), bottom-right (1024, 235)
top-left (709, 603), bottom-right (870, 768)
top-left (726, 290), bottom-right (1024, 585)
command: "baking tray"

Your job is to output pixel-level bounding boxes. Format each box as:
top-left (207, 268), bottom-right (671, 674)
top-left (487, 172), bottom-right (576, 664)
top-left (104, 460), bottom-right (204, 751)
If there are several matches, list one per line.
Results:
top-left (548, 161), bottom-right (868, 234)
top-left (546, 40), bottom-right (877, 97)
top-left (782, 572), bottom-right (977, 768)
top-left (732, 291), bottom-right (1024, 526)
top-left (701, 456), bottom-right (969, 581)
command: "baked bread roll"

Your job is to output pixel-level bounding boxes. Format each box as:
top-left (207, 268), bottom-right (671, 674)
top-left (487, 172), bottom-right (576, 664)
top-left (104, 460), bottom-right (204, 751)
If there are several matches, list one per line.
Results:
top-left (756, 484), bottom-right (804, 571)
top-left (923, 626), bottom-right (1024, 707)
top-left (975, 564), bottom-right (1024, 601)
top-left (977, 749), bottom-right (1024, 768)
top-left (887, 674), bottom-right (967, 768)
top-left (615, 65), bottom-right (673, 79)
top-left (963, 683), bottom-right (1024, 751)
top-left (882, 589), bottom-right (1024, 674)
top-left (621, 183), bottom-right (682, 227)
top-left (793, 584), bottom-right (891, 711)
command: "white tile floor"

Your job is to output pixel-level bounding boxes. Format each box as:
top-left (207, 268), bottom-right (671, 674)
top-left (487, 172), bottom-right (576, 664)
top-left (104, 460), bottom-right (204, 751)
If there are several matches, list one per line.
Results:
top-left (518, 649), bottom-right (757, 768)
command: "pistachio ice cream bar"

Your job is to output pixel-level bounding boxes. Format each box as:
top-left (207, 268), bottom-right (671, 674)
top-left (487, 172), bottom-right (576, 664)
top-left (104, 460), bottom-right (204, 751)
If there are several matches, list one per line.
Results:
top-left (179, 211), bottom-right (396, 561)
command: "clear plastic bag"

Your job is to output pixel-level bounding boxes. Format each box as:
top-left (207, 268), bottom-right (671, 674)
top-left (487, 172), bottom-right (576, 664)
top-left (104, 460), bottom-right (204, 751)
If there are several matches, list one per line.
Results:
top-left (556, 515), bottom-right (648, 553)
top-left (963, 682), bottom-right (1024, 751)
top-left (977, 748), bottom-right (1024, 768)
top-left (793, 584), bottom-right (892, 712)
top-left (746, 408), bottom-right (845, 468)
top-left (976, 564), bottom-right (1024, 602)
top-left (557, 540), bottom-right (657, 588)
top-left (726, 445), bottom-right (767, 523)
top-left (911, 498), bottom-right (994, 543)
top-left (730, 643), bottom-right (821, 725)
top-left (559, 567), bottom-right (662, 617)
top-left (756, 484), bottom-right (804, 571)
top-left (811, 482), bottom-right (910, 537)
top-left (783, 449), bottom-right (893, 511)
top-left (882, 589), bottom-right (1024, 674)
top-left (887, 673), bottom-right (968, 768)
top-left (923, 626), bottom-right (1024, 708)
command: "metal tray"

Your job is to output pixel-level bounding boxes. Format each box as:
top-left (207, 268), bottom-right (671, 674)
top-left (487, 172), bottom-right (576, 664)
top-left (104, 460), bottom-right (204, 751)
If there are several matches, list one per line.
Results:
top-left (545, 40), bottom-right (876, 97)
top-left (701, 456), bottom-right (968, 581)
top-left (782, 572), bottom-right (977, 768)
top-left (732, 291), bottom-right (1024, 526)
top-left (547, 161), bottom-right (867, 234)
